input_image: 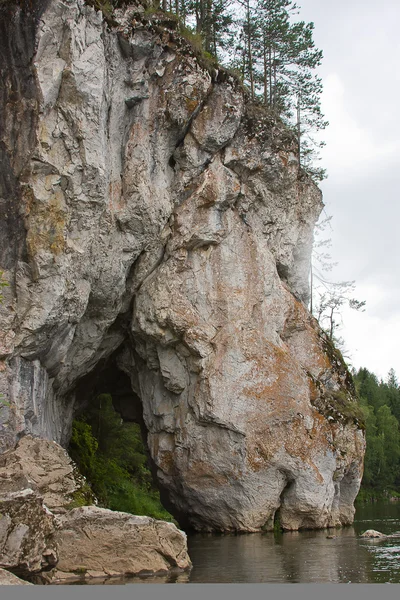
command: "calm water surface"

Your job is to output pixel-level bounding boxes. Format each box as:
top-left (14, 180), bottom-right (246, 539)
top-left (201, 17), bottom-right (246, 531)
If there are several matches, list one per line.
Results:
top-left (187, 500), bottom-right (400, 583)
top-left (60, 501), bottom-right (400, 584)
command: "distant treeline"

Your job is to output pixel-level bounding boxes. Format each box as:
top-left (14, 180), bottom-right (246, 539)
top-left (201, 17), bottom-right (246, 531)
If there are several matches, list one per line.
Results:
top-left (354, 367), bottom-right (400, 500)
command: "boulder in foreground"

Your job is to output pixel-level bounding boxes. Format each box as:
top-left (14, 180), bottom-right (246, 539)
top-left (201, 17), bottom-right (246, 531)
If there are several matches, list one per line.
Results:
top-left (50, 506), bottom-right (191, 582)
top-left (0, 489), bottom-right (58, 576)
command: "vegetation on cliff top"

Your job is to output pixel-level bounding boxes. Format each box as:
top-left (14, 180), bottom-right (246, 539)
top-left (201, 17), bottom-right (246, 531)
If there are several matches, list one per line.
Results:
top-left (84, 0), bottom-right (327, 181)
top-left (68, 393), bottom-right (174, 521)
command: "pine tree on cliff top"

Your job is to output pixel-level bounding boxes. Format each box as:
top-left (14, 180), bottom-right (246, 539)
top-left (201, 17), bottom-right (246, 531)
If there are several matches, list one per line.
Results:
top-left (149, 0), bottom-right (328, 180)
top-left (231, 0), bottom-right (328, 179)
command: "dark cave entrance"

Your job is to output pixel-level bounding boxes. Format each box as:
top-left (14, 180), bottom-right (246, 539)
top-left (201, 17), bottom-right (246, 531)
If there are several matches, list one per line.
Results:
top-left (73, 352), bottom-right (144, 426)
top-left (69, 349), bottom-right (177, 523)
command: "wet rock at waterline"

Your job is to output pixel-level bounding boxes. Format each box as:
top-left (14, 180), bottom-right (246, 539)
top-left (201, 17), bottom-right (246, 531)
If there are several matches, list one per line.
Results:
top-left (47, 506), bottom-right (191, 583)
top-left (0, 0), bottom-right (365, 533)
top-left (360, 530), bottom-right (387, 539)
top-left (0, 568), bottom-right (33, 585)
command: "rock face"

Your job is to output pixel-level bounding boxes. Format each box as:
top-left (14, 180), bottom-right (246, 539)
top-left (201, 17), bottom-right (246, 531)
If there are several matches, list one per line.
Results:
top-left (0, 0), bottom-right (365, 532)
top-left (0, 489), bottom-right (58, 576)
top-left (0, 435), bottom-right (94, 512)
top-left (51, 506), bottom-right (191, 581)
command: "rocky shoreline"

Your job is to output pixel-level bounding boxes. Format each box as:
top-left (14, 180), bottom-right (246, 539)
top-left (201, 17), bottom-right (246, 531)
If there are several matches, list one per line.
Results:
top-left (0, 436), bottom-right (191, 585)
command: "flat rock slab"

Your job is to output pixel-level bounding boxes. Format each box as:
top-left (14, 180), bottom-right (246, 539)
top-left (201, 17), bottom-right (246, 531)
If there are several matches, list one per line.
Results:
top-left (51, 506), bottom-right (191, 580)
top-left (0, 568), bottom-right (33, 585)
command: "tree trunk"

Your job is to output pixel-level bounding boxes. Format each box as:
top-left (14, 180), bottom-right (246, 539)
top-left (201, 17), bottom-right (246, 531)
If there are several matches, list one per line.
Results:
top-left (268, 45), bottom-right (272, 105)
top-left (263, 34), bottom-right (267, 105)
top-left (297, 95), bottom-right (301, 164)
top-left (272, 47), bottom-right (276, 106)
top-left (246, 1), bottom-right (254, 100)
top-left (329, 305), bottom-right (334, 341)
top-left (204, 0), bottom-right (213, 53)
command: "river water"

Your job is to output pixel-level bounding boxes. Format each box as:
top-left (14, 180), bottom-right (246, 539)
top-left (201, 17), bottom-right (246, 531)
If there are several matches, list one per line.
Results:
top-left (59, 500), bottom-right (400, 584)
top-left (187, 500), bottom-right (400, 584)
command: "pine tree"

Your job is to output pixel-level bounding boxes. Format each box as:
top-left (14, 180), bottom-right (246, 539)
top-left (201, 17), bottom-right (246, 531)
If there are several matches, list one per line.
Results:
top-left (254, 0), bottom-right (298, 109)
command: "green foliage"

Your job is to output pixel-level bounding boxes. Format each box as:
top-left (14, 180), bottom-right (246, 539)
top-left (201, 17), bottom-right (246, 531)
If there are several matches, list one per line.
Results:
top-left (66, 481), bottom-right (96, 509)
top-left (326, 390), bottom-right (366, 429)
top-left (273, 511), bottom-right (282, 535)
top-left (69, 394), bottom-right (174, 522)
top-left (81, 0), bottom-right (326, 181)
top-left (354, 368), bottom-right (400, 498)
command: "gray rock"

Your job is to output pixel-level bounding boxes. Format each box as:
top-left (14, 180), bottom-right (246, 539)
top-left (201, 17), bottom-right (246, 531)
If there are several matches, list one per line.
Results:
top-left (360, 529), bottom-right (387, 538)
top-left (50, 506), bottom-right (191, 581)
top-left (0, 435), bottom-right (94, 512)
top-left (0, 0), bottom-right (365, 533)
top-left (0, 489), bottom-right (58, 575)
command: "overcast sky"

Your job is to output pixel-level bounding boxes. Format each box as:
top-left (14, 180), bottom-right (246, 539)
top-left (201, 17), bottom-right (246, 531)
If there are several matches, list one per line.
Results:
top-left (296, 0), bottom-right (400, 381)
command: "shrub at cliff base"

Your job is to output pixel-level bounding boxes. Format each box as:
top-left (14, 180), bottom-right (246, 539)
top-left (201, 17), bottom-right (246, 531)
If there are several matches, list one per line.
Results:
top-left (68, 394), bottom-right (174, 522)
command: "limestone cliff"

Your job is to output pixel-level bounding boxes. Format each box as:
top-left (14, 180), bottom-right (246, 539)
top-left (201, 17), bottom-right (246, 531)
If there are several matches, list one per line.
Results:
top-left (0, 0), bottom-right (365, 532)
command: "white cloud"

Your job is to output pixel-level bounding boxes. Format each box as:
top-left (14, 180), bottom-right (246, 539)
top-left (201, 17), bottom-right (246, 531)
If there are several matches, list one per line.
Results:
top-left (320, 74), bottom-right (400, 179)
top-left (336, 283), bottom-right (400, 380)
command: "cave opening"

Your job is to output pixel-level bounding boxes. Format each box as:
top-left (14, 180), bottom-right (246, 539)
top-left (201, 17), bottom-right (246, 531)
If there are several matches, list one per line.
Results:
top-left (68, 349), bottom-right (176, 523)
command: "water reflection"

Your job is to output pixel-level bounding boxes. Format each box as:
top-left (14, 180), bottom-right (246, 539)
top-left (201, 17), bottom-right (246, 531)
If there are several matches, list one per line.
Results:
top-left (187, 501), bottom-right (400, 583)
top-left (53, 571), bottom-right (191, 585)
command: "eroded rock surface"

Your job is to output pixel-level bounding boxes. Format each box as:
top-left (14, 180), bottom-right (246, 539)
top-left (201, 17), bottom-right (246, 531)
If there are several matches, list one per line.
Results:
top-left (0, 0), bottom-right (365, 532)
top-left (51, 506), bottom-right (191, 581)
top-left (0, 436), bottom-right (189, 581)
top-left (0, 435), bottom-right (92, 512)
top-left (0, 489), bottom-right (58, 576)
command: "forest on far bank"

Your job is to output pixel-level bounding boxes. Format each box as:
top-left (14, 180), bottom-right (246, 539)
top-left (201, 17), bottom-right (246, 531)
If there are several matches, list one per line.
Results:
top-left (354, 367), bottom-right (400, 501)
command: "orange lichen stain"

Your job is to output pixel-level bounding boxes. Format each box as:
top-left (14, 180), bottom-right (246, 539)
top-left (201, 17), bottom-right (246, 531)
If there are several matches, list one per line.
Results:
top-left (283, 296), bottom-right (333, 371)
top-left (197, 173), bottom-right (219, 207)
top-left (308, 377), bottom-right (319, 403)
top-left (158, 450), bottom-right (176, 475)
top-left (282, 419), bottom-right (325, 484)
top-left (108, 179), bottom-right (125, 212)
top-left (186, 460), bottom-right (229, 486)
top-left (185, 96), bottom-right (199, 115)
top-left (246, 439), bottom-right (273, 472)
top-left (25, 190), bottom-right (66, 257)
top-left (278, 151), bottom-right (289, 167)
top-left (242, 343), bottom-right (296, 406)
